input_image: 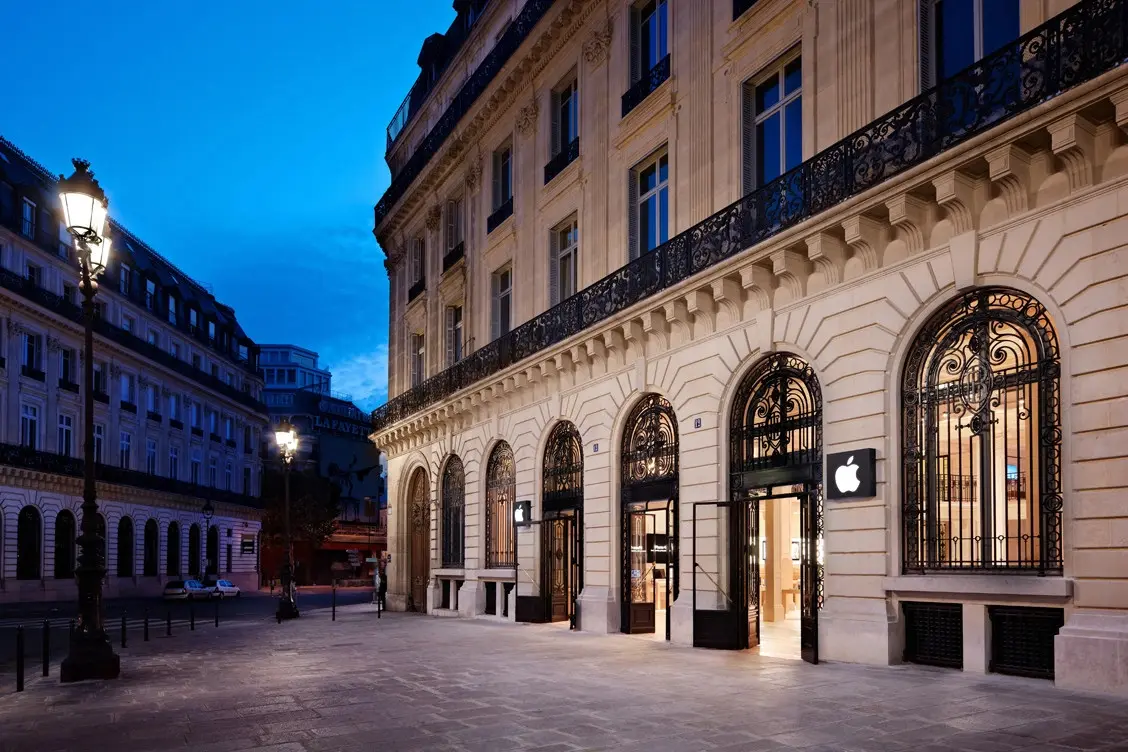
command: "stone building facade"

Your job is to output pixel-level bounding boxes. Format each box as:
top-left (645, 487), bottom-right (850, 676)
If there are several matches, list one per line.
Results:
top-left (372, 0), bottom-right (1128, 695)
top-left (0, 137), bottom-right (268, 602)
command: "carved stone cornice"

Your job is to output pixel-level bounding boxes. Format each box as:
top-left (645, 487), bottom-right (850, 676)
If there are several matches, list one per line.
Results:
top-left (516, 99), bottom-right (540, 136)
top-left (582, 18), bottom-right (613, 66)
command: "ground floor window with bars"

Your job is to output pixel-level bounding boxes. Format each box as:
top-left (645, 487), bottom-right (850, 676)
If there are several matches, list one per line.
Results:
top-left (901, 287), bottom-right (1062, 573)
top-left (441, 456), bottom-right (465, 568)
top-left (485, 442), bottom-right (516, 569)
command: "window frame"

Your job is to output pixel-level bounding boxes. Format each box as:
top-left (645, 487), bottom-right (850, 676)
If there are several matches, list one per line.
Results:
top-left (57, 413), bottom-right (74, 457)
top-left (629, 147), bottom-right (670, 260)
top-left (550, 215), bottom-right (579, 306)
top-left (20, 403), bottom-right (39, 449)
top-left (741, 51), bottom-right (803, 195)
top-left (551, 74), bottom-right (579, 157)
top-left (492, 141), bottom-right (513, 210)
top-left (491, 264), bottom-right (513, 340)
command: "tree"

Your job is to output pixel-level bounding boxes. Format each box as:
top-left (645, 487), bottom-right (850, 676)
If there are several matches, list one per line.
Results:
top-left (261, 466), bottom-right (341, 549)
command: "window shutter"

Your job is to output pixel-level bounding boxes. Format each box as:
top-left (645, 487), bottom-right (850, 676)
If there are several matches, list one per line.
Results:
top-left (548, 228), bottom-right (560, 306)
top-left (455, 199), bottom-right (463, 243)
top-left (742, 83), bottom-right (757, 195)
top-left (629, 7), bottom-right (641, 84)
top-left (492, 152), bottom-right (501, 209)
top-left (445, 307), bottom-right (455, 366)
top-left (918, 0), bottom-right (934, 92)
top-left (410, 335), bottom-right (420, 386)
top-left (551, 90), bottom-right (561, 156)
top-left (628, 169), bottom-right (640, 261)
top-left (490, 272), bottom-right (501, 340)
top-left (446, 202), bottom-right (456, 250)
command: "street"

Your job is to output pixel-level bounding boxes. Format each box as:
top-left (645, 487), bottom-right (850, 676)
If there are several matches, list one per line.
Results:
top-left (0, 588), bottom-right (374, 672)
top-left (2, 605), bottom-right (1128, 751)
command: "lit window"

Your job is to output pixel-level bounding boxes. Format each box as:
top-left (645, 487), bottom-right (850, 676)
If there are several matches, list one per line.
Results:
top-left (119, 431), bottom-right (132, 468)
top-left (550, 217), bottom-right (579, 305)
top-left (57, 414), bottom-right (73, 457)
top-left (491, 265), bottom-right (512, 340)
top-left (19, 404), bottom-right (38, 449)
top-left (630, 149), bottom-right (669, 259)
top-left (742, 54), bottom-right (802, 193)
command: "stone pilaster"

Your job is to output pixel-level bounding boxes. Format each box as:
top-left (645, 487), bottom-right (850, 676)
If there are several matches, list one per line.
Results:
top-left (673, 0), bottom-right (713, 229)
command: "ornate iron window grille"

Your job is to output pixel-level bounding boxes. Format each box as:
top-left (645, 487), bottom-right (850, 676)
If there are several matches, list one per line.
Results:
top-left (901, 287), bottom-right (1062, 574)
top-left (376, 0), bottom-right (556, 223)
top-left (485, 442), bottom-right (516, 568)
top-left (441, 455), bottom-right (466, 567)
top-left (372, 0), bottom-right (1127, 435)
top-left (729, 353), bottom-right (822, 480)
top-left (542, 421), bottom-right (583, 512)
top-left (486, 197), bottom-right (514, 234)
top-left (622, 54), bottom-right (672, 118)
top-left (544, 137), bottom-right (580, 185)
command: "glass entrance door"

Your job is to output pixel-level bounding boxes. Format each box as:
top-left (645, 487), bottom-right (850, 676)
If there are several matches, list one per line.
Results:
top-left (542, 511), bottom-right (579, 623)
top-left (627, 500), bottom-right (675, 636)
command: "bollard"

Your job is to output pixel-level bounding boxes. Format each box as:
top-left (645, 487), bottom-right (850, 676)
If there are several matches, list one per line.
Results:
top-left (214, 599), bottom-right (219, 628)
top-left (332, 583), bottom-right (337, 622)
top-left (16, 626), bottom-right (25, 692)
top-left (190, 601), bottom-right (195, 631)
top-left (144, 609), bottom-right (149, 642)
top-left (121, 613), bottom-right (127, 649)
top-left (42, 619), bottom-right (50, 677)
top-left (166, 610), bottom-right (171, 637)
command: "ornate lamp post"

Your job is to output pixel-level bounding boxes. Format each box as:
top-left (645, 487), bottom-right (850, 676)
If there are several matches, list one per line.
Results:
top-left (201, 500), bottom-right (215, 576)
top-left (58, 159), bottom-right (120, 683)
top-left (274, 421), bottom-right (300, 621)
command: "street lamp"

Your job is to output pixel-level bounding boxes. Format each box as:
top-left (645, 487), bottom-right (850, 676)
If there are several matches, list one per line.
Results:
top-left (58, 159), bottom-right (120, 683)
top-left (274, 421), bottom-right (300, 621)
top-left (201, 500), bottom-right (215, 577)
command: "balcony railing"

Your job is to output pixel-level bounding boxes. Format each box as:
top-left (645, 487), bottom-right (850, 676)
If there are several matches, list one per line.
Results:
top-left (408, 277), bottom-right (427, 303)
top-left (169, 418), bottom-right (184, 430)
top-left (147, 410), bottom-right (162, 423)
top-left (375, 0), bottom-right (556, 227)
top-left (58, 378), bottom-right (79, 393)
top-left (371, 0), bottom-right (1128, 433)
top-left (442, 241), bottom-right (465, 273)
top-left (0, 264), bottom-right (265, 412)
top-left (622, 55), bottom-right (671, 118)
top-left (487, 197), bottom-right (514, 234)
top-left (20, 365), bottom-right (45, 382)
top-left (0, 441), bottom-right (262, 508)
top-left (544, 137), bottom-right (580, 185)
top-left (121, 401), bottom-right (137, 414)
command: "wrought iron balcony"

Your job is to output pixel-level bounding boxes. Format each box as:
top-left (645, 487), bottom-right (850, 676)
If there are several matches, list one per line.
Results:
top-left (375, 0), bottom-right (556, 227)
top-left (226, 438), bottom-right (237, 448)
top-left (443, 241), bottom-right (465, 273)
top-left (58, 378), bottom-right (79, 393)
top-left (169, 418), bottom-right (184, 430)
top-left (210, 432), bottom-right (222, 444)
top-left (191, 426), bottom-right (204, 437)
top-left (544, 137), bottom-right (580, 185)
top-left (0, 441), bottom-right (262, 508)
top-left (408, 277), bottom-right (427, 303)
top-left (147, 410), bottom-right (163, 423)
top-left (120, 401), bottom-right (137, 414)
top-left (733, 0), bottom-right (763, 21)
top-left (93, 391), bottom-right (109, 404)
top-left (487, 197), bottom-right (514, 234)
top-left (622, 55), bottom-right (671, 118)
top-left (372, 0), bottom-right (1128, 434)
top-left (20, 365), bottom-right (45, 382)
top-left (0, 264), bottom-right (265, 412)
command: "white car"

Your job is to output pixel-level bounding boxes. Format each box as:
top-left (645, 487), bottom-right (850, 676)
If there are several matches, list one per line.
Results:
top-left (163, 579), bottom-right (213, 600)
top-left (205, 579), bottom-right (241, 599)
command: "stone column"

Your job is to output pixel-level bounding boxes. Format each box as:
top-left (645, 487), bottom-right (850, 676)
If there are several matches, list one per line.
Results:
top-left (672, 0), bottom-right (713, 230)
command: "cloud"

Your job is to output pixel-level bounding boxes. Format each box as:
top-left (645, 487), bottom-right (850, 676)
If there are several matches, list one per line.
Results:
top-left (322, 345), bottom-right (389, 412)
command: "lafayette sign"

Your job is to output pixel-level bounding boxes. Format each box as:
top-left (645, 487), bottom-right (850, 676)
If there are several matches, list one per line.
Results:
top-left (310, 414), bottom-right (370, 438)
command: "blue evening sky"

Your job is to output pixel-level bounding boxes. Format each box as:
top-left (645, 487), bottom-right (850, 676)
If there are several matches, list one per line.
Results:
top-left (0, 1), bottom-right (456, 410)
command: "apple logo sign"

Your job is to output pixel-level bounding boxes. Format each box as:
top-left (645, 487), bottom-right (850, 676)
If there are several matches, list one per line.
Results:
top-left (827, 449), bottom-right (875, 499)
top-left (514, 505), bottom-right (525, 523)
top-left (835, 456), bottom-right (861, 494)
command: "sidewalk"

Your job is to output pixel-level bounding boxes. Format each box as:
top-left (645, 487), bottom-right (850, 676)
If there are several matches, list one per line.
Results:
top-left (2, 605), bottom-right (1127, 752)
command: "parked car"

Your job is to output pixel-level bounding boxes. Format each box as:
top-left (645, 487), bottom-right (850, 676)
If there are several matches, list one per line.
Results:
top-left (163, 579), bottom-right (213, 601)
top-left (203, 579), bottom-right (241, 599)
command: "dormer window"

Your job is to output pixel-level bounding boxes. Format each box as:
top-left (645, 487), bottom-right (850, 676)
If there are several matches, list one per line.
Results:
top-left (207, 320), bottom-right (216, 342)
top-left (145, 279), bottom-right (156, 310)
top-left (189, 308), bottom-right (199, 332)
top-left (168, 296), bottom-right (178, 325)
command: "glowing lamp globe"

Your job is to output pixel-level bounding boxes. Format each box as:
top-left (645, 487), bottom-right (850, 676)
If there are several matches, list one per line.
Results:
top-left (58, 159), bottom-right (108, 244)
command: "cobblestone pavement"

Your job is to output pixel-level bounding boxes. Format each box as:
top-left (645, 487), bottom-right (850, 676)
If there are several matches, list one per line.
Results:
top-left (2, 605), bottom-right (1128, 752)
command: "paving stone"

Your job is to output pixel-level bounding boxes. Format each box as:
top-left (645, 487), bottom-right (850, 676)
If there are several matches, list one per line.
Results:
top-left (1, 606), bottom-right (1128, 752)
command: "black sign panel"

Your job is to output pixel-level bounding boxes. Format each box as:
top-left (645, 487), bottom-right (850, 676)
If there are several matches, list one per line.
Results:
top-left (826, 448), bottom-right (877, 500)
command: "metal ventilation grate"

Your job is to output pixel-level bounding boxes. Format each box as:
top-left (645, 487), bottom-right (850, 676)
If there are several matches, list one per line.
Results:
top-left (903, 601), bottom-right (963, 668)
top-left (989, 606), bottom-right (1064, 679)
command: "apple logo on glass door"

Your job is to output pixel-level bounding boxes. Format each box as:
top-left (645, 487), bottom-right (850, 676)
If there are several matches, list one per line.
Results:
top-left (835, 456), bottom-right (861, 494)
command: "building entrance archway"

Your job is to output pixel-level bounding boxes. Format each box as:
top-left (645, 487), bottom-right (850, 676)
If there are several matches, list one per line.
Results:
top-left (541, 421), bottom-right (583, 627)
top-left (407, 467), bottom-right (430, 612)
top-left (620, 394), bottom-right (679, 639)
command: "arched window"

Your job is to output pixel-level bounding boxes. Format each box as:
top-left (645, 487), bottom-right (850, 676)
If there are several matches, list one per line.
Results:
top-left (54, 510), bottom-right (76, 579)
top-left (622, 394), bottom-right (678, 487)
top-left (188, 524), bottom-right (201, 576)
top-left (16, 506), bottom-right (42, 580)
top-left (729, 352), bottom-right (822, 477)
top-left (543, 422), bottom-right (583, 511)
top-left (440, 456), bottom-right (465, 567)
top-left (206, 525), bottom-right (219, 576)
top-left (902, 287), bottom-right (1062, 573)
top-left (167, 521), bottom-right (181, 576)
top-left (144, 519), bottom-right (159, 577)
top-left (117, 517), bottom-right (134, 578)
top-left (485, 442), bottom-right (516, 568)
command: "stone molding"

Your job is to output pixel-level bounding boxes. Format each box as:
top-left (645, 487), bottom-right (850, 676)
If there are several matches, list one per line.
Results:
top-left (582, 18), bottom-right (613, 65)
top-left (516, 99), bottom-right (539, 136)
